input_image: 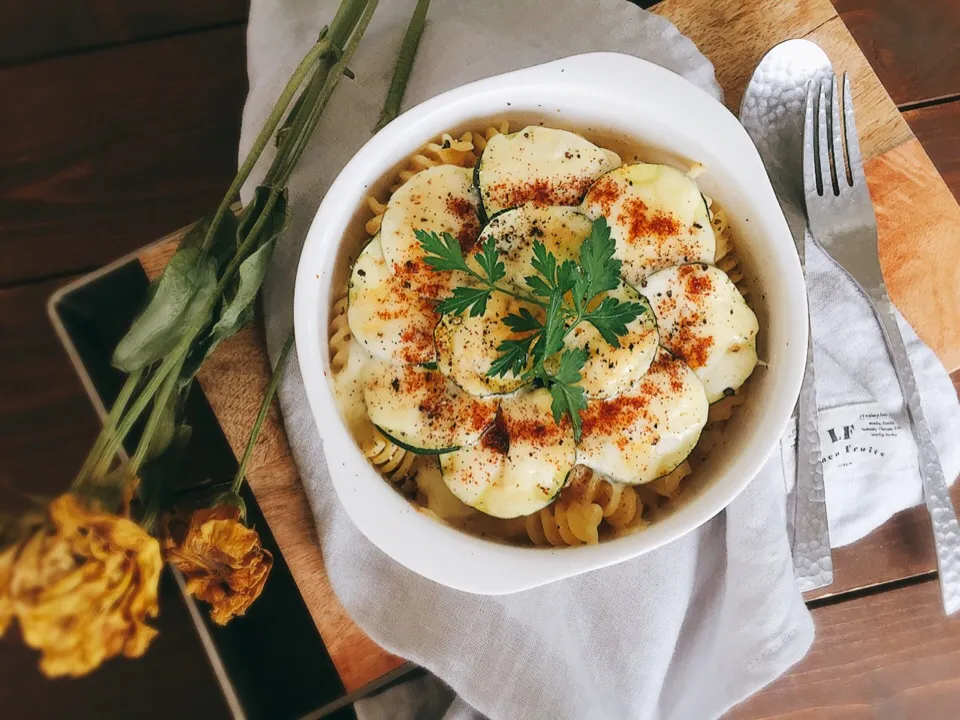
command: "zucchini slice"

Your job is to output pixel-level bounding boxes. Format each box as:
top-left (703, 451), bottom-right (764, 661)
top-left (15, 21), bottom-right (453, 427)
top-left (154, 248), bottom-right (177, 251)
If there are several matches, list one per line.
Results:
top-left (577, 349), bottom-right (708, 485)
top-left (434, 291), bottom-right (536, 396)
top-left (642, 263), bottom-right (758, 403)
top-left (374, 425), bottom-right (458, 456)
top-left (379, 164), bottom-right (481, 299)
top-left (363, 360), bottom-right (498, 452)
top-left (581, 163), bottom-right (715, 285)
top-left (476, 126), bottom-right (621, 217)
top-left (440, 390), bottom-right (576, 518)
top-left (346, 236), bottom-right (439, 365)
top-left (473, 204), bottom-right (592, 293)
top-left (556, 284), bottom-right (659, 399)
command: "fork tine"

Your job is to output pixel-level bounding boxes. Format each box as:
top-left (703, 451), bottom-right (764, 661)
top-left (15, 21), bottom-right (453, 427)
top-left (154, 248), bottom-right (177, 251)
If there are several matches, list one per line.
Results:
top-left (829, 75), bottom-right (848, 188)
top-left (803, 81), bottom-right (819, 198)
top-left (817, 80), bottom-right (835, 196)
top-left (842, 73), bottom-right (866, 186)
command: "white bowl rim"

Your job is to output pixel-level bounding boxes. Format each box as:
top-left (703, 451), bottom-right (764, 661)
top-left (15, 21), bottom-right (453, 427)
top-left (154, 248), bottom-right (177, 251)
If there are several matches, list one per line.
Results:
top-left (293, 51), bottom-right (807, 595)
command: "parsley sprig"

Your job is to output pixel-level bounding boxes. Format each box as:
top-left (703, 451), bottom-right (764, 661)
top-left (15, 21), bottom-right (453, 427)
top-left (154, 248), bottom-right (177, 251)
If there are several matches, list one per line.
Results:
top-left (417, 217), bottom-right (645, 440)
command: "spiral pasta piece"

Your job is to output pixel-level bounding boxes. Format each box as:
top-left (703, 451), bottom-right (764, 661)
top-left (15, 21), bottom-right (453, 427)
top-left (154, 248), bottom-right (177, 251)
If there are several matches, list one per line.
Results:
top-left (364, 197), bottom-right (388, 236)
top-left (362, 428), bottom-right (417, 483)
top-left (329, 295), bottom-right (351, 374)
top-left (470, 121), bottom-right (509, 154)
top-left (526, 467), bottom-right (643, 546)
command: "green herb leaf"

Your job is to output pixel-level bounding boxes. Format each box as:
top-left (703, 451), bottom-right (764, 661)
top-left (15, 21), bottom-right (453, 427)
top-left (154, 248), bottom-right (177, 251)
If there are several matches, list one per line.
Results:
top-left (488, 334), bottom-right (535, 378)
top-left (474, 236), bottom-right (505, 284)
top-left (502, 307), bottom-right (541, 333)
top-left (112, 247), bottom-right (218, 372)
top-left (539, 292), bottom-right (568, 360)
top-left (575, 217), bottom-right (621, 303)
top-left (548, 348), bottom-right (589, 442)
top-left (583, 296), bottom-right (646, 346)
top-left (524, 274), bottom-right (555, 298)
top-left (530, 240), bottom-right (558, 288)
top-left (417, 229), bottom-right (470, 273)
top-left (437, 286), bottom-right (492, 317)
top-left (556, 259), bottom-right (581, 295)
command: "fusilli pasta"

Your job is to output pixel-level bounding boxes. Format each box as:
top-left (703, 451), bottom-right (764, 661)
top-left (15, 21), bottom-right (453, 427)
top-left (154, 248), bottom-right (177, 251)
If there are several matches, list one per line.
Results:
top-left (526, 466), bottom-right (644, 546)
top-left (329, 295), bottom-right (351, 373)
top-left (362, 427), bottom-right (417, 487)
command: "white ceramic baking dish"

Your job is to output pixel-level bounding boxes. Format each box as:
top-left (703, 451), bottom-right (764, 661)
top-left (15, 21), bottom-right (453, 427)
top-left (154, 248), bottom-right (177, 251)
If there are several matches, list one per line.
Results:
top-left (294, 52), bottom-right (806, 594)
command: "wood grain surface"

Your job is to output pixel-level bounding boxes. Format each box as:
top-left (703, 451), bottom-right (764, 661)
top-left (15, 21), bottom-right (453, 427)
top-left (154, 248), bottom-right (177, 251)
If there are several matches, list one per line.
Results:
top-left (730, 578), bottom-right (960, 719)
top-left (904, 101), bottom-right (960, 200)
top-left (0, 26), bottom-right (247, 285)
top-left (0, 1), bottom-right (249, 66)
top-left (833, 0), bottom-right (960, 106)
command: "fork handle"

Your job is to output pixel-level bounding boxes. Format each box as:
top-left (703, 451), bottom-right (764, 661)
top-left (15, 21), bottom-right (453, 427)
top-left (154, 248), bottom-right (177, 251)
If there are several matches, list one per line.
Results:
top-left (793, 318), bottom-right (833, 592)
top-left (869, 288), bottom-right (960, 614)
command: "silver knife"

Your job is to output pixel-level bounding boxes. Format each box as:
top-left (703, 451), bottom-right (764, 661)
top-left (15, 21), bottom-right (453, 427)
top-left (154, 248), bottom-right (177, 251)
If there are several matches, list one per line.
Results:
top-left (740, 40), bottom-right (834, 591)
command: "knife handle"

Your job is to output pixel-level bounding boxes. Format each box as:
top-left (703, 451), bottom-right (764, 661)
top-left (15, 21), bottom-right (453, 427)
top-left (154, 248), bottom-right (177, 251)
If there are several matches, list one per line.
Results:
top-left (793, 316), bottom-right (833, 592)
top-left (869, 287), bottom-right (960, 615)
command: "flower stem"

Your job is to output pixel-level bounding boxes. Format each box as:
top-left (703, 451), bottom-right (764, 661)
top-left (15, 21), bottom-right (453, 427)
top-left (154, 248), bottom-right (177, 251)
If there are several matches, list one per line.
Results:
top-left (74, 369), bottom-right (142, 488)
top-left (127, 353), bottom-right (186, 479)
top-left (374, 0), bottom-right (431, 131)
top-left (267, 0), bottom-right (380, 188)
top-left (200, 38), bottom-right (329, 255)
top-left (81, 0), bottom-right (382, 490)
top-left (230, 332), bottom-right (295, 496)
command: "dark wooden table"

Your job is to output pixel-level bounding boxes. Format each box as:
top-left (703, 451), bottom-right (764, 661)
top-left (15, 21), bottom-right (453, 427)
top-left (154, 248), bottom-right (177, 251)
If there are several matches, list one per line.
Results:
top-left (1, 1), bottom-right (958, 717)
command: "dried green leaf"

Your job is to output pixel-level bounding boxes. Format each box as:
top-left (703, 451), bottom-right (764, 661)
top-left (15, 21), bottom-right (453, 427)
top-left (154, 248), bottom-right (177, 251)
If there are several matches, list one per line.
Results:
top-left (112, 247), bottom-right (218, 372)
top-left (210, 237), bottom-right (278, 344)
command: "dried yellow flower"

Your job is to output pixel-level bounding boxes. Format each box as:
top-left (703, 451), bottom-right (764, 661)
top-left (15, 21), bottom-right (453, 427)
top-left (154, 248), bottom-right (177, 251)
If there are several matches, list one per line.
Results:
top-left (0, 494), bottom-right (162, 678)
top-left (0, 542), bottom-right (17, 637)
top-left (163, 504), bottom-right (272, 625)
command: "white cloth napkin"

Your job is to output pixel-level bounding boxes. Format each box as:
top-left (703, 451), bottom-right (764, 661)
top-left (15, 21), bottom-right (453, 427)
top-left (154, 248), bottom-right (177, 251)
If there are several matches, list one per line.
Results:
top-left (238, 1), bottom-right (960, 718)
top-left (781, 238), bottom-right (960, 548)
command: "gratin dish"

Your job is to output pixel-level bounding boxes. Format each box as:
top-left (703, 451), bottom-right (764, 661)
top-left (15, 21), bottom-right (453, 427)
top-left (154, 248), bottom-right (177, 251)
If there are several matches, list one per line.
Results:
top-left (294, 52), bottom-right (806, 594)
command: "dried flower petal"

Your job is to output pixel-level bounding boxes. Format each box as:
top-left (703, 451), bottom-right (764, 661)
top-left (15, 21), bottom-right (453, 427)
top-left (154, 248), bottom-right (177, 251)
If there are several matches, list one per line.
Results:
top-left (2, 494), bottom-right (161, 677)
top-left (163, 504), bottom-right (272, 625)
top-left (0, 542), bottom-right (18, 637)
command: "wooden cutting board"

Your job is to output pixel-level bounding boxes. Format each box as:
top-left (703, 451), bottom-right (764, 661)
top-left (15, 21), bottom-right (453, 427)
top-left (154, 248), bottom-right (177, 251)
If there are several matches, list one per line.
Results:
top-left (137, 0), bottom-right (960, 695)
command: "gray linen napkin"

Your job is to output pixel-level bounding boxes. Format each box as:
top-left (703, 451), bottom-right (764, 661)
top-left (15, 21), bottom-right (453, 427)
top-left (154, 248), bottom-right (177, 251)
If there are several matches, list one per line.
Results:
top-left (237, 1), bottom-right (950, 717)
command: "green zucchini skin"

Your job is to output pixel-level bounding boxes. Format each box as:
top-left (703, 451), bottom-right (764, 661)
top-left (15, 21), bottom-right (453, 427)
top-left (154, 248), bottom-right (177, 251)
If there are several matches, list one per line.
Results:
top-left (473, 158), bottom-right (488, 224)
top-left (375, 425), bottom-right (459, 455)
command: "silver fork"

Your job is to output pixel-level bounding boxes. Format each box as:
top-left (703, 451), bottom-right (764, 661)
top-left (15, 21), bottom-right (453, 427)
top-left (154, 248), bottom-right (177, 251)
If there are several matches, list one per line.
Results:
top-left (804, 73), bottom-right (960, 615)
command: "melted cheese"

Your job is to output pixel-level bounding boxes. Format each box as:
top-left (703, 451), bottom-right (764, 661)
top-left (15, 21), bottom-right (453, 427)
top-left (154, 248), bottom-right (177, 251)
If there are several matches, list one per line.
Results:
top-left (440, 390), bottom-right (576, 518)
top-left (347, 236), bottom-right (439, 365)
top-left (475, 204), bottom-right (592, 292)
top-left (379, 164), bottom-right (481, 299)
top-left (582, 164), bottom-right (715, 285)
top-left (577, 349), bottom-right (708, 484)
top-left (559, 285), bottom-right (658, 399)
top-left (434, 292), bottom-right (536, 396)
top-left (363, 360), bottom-right (498, 451)
top-left (642, 264), bottom-right (758, 403)
top-left (478, 127), bottom-right (621, 217)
